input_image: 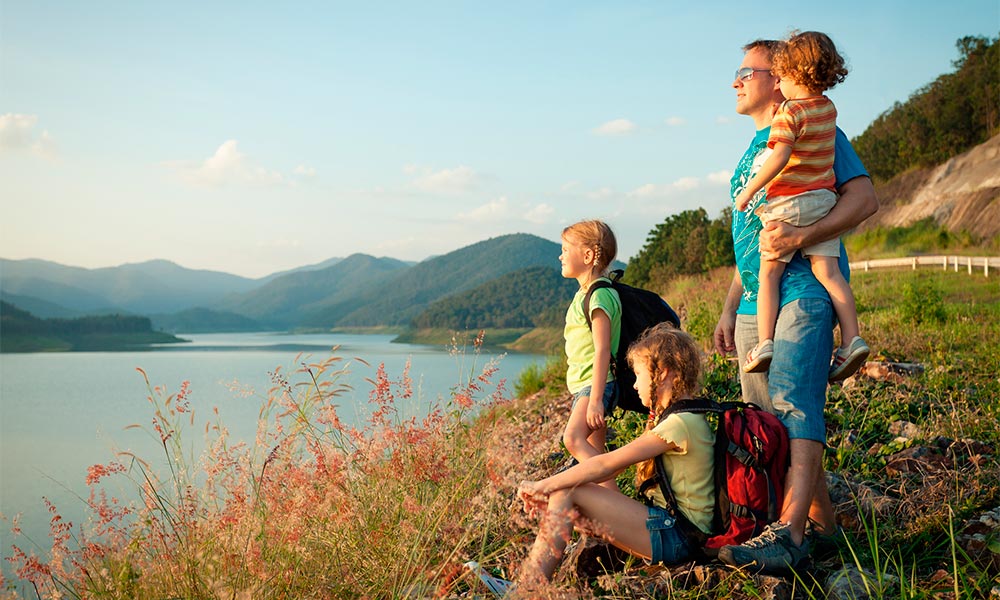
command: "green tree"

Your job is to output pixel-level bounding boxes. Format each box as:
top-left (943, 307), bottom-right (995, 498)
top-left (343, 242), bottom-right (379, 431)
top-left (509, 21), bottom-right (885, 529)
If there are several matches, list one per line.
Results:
top-left (853, 34), bottom-right (999, 182)
top-left (625, 208), bottom-right (734, 289)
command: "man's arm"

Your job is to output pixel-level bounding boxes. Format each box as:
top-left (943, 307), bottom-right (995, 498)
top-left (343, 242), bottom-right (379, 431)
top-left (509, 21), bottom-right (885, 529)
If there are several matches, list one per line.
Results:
top-left (759, 175), bottom-right (877, 260)
top-left (713, 270), bottom-right (744, 355)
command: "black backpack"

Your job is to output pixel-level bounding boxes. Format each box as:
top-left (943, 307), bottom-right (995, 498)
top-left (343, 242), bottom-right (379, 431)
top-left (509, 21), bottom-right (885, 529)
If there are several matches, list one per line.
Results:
top-left (583, 269), bottom-right (681, 414)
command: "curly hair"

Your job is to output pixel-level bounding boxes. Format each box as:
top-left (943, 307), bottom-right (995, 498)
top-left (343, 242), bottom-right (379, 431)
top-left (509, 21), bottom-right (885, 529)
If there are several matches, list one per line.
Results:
top-left (773, 30), bottom-right (848, 93)
top-left (562, 220), bottom-right (618, 275)
top-left (626, 323), bottom-right (703, 488)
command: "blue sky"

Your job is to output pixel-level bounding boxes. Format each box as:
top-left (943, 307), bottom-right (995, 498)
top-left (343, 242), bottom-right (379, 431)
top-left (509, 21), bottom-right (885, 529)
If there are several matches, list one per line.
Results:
top-left (2, 1), bottom-right (997, 278)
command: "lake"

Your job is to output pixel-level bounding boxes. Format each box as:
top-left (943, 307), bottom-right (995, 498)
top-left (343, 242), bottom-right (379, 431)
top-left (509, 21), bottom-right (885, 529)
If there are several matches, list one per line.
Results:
top-left (0, 332), bottom-right (545, 579)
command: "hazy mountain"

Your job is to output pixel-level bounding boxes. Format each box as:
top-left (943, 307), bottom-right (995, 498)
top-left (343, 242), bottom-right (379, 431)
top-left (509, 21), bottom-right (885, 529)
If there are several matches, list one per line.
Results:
top-left (303, 233), bottom-right (562, 327)
top-left (0, 292), bottom-right (91, 319)
top-left (257, 256), bottom-right (345, 284)
top-left (0, 258), bottom-right (260, 314)
top-left (219, 253), bottom-right (412, 327)
top-left (150, 307), bottom-right (265, 333)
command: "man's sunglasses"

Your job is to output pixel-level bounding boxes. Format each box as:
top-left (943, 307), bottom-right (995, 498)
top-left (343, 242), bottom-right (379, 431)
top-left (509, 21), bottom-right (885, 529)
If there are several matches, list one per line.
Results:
top-left (735, 67), bottom-right (772, 82)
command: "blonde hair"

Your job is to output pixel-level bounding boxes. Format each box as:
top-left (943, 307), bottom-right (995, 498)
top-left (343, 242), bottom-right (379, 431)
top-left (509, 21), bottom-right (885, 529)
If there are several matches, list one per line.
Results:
top-left (562, 220), bottom-right (618, 275)
top-left (773, 30), bottom-right (848, 94)
top-left (625, 323), bottom-right (703, 488)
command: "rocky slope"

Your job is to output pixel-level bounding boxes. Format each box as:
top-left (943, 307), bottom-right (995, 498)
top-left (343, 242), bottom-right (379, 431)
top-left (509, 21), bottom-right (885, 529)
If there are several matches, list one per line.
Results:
top-left (860, 132), bottom-right (1000, 239)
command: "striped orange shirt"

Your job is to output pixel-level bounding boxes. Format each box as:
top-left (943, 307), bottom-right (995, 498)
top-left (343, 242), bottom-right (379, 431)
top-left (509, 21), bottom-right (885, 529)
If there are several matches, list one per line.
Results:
top-left (766, 96), bottom-right (837, 198)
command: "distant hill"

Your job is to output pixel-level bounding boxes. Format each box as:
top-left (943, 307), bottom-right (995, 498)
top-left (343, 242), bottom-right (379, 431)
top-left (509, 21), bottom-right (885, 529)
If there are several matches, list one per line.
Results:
top-left (218, 253), bottom-right (412, 328)
top-left (303, 233), bottom-right (562, 328)
top-left (0, 301), bottom-right (185, 352)
top-left (0, 291), bottom-right (91, 318)
top-left (150, 307), bottom-right (265, 333)
top-left (257, 256), bottom-right (345, 284)
top-left (0, 258), bottom-right (259, 315)
top-left (410, 266), bottom-right (577, 330)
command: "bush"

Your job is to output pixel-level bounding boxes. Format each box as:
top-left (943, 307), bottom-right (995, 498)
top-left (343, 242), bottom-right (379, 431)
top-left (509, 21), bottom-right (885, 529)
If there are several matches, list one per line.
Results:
top-left (900, 280), bottom-right (947, 325)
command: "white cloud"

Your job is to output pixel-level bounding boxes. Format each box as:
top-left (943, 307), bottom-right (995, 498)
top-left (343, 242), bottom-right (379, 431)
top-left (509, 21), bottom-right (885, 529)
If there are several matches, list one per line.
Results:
top-left (716, 115), bottom-right (732, 124)
top-left (593, 118), bottom-right (636, 136)
top-left (0, 113), bottom-right (57, 158)
top-left (628, 172), bottom-right (728, 199)
top-left (166, 140), bottom-right (289, 187)
top-left (408, 165), bottom-right (479, 194)
top-left (707, 170), bottom-right (731, 184)
top-left (586, 187), bottom-right (617, 200)
top-left (457, 196), bottom-right (510, 221)
top-left (456, 197), bottom-right (556, 226)
top-left (294, 165), bottom-right (316, 178)
top-left (524, 203), bottom-right (555, 224)
top-left (665, 116), bottom-right (686, 126)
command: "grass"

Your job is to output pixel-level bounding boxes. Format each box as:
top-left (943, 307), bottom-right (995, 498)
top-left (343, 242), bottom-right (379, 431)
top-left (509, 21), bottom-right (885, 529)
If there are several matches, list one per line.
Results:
top-left (3, 268), bottom-right (998, 599)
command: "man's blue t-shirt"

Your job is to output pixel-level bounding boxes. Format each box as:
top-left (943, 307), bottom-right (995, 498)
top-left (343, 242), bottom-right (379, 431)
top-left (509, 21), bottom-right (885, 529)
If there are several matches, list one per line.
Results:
top-left (730, 127), bottom-right (868, 315)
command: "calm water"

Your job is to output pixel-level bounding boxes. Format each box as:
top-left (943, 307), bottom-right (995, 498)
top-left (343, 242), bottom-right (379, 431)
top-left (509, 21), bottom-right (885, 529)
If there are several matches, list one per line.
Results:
top-left (0, 332), bottom-right (543, 577)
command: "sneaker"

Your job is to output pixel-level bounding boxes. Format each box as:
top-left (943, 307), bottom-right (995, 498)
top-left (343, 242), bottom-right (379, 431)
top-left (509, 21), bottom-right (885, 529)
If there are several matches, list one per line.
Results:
top-left (743, 339), bottom-right (774, 373)
top-left (717, 522), bottom-right (809, 573)
top-left (829, 336), bottom-right (870, 381)
top-left (463, 561), bottom-right (515, 598)
top-left (804, 521), bottom-right (848, 560)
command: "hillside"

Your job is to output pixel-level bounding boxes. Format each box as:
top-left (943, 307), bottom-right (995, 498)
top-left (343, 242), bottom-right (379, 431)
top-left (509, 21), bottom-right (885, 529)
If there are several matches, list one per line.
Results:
top-left (0, 301), bottom-right (185, 352)
top-left (301, 233), bottom-right (562, 328)
top-left (218, 253), bottom-right (411, 328)
top-left (0, 258), bottom-right (260, 315)
top-left (410, 266), bottom-right (577, 330)
top-left (858, 132), bottom-right (1000, 239)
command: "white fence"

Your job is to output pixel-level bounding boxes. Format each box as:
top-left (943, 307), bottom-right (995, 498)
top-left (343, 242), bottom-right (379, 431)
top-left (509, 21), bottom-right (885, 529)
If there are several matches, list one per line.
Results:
top-left (849, 255), bottom-right (1000, 277)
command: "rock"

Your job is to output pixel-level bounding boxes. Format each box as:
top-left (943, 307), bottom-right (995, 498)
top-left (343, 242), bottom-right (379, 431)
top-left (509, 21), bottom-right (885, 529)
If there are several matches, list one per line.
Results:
top-left (885, 445), bottom-right (951, 476)
top-left (957, 506), bottom-right (1000, 571)
top-left (859, 361), bottom-right (924, 382)
top-left (825, 565), bottom-right (899, 600)
top-left (889, 420), bottom-right (920, 439)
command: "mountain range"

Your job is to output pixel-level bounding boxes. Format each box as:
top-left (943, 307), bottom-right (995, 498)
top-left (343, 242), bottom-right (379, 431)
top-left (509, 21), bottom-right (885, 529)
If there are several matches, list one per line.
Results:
top-left (0, 233), bottom-right (577, 333)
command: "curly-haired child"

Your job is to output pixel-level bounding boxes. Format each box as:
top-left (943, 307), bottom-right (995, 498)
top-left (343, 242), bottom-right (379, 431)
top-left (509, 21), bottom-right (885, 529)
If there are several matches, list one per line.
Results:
top-left (733, 31), bottom-right (869, 381)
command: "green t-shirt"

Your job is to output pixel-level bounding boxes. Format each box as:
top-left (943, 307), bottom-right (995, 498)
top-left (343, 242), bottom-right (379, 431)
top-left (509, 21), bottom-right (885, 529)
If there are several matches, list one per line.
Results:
top-left (563, 278), bottom-right (621, 394)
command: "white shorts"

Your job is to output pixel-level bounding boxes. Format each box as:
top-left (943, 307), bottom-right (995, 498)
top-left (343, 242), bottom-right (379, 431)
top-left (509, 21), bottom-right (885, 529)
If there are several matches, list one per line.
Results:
top-left (755, 189), bottom-right (840, 263)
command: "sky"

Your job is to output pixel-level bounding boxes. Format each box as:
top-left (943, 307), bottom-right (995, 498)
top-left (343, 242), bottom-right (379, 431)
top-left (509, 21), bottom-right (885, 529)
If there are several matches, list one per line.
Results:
top-left (2, 1), bottom-right (997, 279)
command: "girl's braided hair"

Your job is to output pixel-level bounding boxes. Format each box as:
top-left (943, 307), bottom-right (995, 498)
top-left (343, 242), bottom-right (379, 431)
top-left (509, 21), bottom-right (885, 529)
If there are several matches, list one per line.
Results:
top-left (562, 220), bottom-right (618, 275)
top-left (626, 323), bottom-right (703, 489)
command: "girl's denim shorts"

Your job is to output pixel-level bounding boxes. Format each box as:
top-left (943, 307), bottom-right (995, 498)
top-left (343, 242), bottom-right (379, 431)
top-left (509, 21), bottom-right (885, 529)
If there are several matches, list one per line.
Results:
top-left (645, 505), bottom-right (692, 564)
top-left (571, 380), bottom-right (618, 413)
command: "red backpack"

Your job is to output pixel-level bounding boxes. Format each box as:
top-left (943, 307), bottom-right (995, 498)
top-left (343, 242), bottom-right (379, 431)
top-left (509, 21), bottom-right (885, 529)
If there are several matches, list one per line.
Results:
top-left (639, 398), bottom-right (790, 557)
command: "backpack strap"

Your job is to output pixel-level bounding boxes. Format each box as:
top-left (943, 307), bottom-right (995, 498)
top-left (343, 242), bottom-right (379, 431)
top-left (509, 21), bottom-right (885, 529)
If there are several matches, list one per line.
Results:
top-left (637, 398), bottom-right (718, 556)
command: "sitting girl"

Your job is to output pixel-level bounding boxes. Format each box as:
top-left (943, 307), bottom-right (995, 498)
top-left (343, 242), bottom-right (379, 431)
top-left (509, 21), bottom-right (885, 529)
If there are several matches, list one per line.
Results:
top-left (515, 323), bottom-right (714, 589)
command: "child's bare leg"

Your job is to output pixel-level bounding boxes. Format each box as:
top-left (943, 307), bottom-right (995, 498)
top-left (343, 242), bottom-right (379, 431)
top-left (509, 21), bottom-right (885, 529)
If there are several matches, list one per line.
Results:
top-left (756, 258), bottom-right (787, 343)
top-left (586, 426), bottom-right (618, 490)
top-left (521, 489), bottom-right (574, 586)
top-left (563, 396), bottom-right (604, 462)
top-left (809, 255), bottom-right (860, 345)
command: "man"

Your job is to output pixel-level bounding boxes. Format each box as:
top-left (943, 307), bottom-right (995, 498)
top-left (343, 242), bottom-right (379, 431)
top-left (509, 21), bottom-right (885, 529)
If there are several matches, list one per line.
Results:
top-left (713, 39), bottom-right (878, 571)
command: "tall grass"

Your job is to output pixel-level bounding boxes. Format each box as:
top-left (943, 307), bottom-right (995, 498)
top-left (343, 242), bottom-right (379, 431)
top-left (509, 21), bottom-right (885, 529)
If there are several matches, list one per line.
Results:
top-left (3, 338), bottom-right (523, 599)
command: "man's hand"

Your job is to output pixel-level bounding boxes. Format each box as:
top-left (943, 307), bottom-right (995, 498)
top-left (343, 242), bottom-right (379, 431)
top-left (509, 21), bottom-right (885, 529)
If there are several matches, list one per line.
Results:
top-left (715, 271), bottom-right (743, 356)
top-left (759, 220), bottom-right (801, 261)
top-left (714, 311), bottom-right (737, 356)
